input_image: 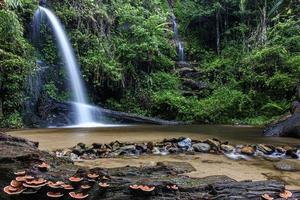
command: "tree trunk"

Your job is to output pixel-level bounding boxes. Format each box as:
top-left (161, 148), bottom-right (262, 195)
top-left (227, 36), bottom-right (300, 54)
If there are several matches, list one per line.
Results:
top-left (216, 9), bottom-right (221, 55)
top-left (260, 0), bottom-right (268, 45)
top-left (0, 98), bottom-right (3, 120)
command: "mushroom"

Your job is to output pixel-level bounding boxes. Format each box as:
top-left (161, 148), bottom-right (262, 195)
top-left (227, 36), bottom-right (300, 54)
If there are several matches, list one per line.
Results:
top-left (48, 181), bottom-right (65, 189)
top-left (14, 171), bottom-right (26, 176)
top-left (99, 182), bottom-right (110, 188)
top-left (3, 186), bottom-right (25, 195)
top-left (38, 162), bottom-right (50, 171)
top-left (26, 178), bottom-right (47, 185)
top-left (47, 192), bottom-right (64, 198)
top-left (10, 180), bottom-right (22, 188)
top-left (69, 177), bottom-right (83, 183)
top-left (81, 184), bottom-right (92, 190)
top-left (129, 184), bottom-right (140, 190)
top-left (87, 173), bottom-right (99, 179)
top-left (279, 190), bottom-right (293, 199)
top-left (62, 184), bottom-right (74, 190)
top-left (261, 194), bottom-right (274, 200)
top-left (69, 192), bottom-right (89, 199)
top-left (167, 184), bottom-right (178, 190)
top-left (140, 185), bottom-right (155, 192)
top-left (16, 175), bottom-right (34, 182)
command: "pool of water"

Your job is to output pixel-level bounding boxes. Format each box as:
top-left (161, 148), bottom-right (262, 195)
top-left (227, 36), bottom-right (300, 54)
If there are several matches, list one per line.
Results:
top-left (8, 125), bottom-right (300, 150)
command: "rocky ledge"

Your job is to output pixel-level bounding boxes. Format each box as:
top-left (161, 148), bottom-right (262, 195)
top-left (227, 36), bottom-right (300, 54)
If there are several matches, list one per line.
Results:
top-left (1, 132), bottom-right (300, 200)
top-left (55, 137), bottom-right (300, 162)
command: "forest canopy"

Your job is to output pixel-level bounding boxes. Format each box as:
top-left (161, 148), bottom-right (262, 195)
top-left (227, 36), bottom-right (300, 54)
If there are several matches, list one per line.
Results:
top-left (0, 0), bottom-right (299, 127)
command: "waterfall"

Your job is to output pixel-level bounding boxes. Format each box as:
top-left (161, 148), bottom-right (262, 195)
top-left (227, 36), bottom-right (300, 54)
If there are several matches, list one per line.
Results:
top-left (170, 13), bottom-right (185, 62)
top-left (32, 6), bottom-right (100, 126)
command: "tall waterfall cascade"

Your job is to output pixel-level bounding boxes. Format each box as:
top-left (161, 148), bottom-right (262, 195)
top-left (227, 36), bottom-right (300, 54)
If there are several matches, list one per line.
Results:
top-left (32, 6), bottom-right (104, 127)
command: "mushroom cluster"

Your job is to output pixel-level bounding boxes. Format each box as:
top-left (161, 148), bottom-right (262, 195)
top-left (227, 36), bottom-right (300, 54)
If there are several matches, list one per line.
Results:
top-left (261, 190), bottom-right (293, 200)
top-left (129, 184), bottom-right (156, 195)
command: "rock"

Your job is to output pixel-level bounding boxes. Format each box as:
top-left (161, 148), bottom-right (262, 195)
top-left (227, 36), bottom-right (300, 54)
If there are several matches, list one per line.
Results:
top-left (241, 146), bottom-right (255, 155)
top-left (257, 144), bottom-right (274, 155)
top-left (110, 141), bottom-right (121, 150)
top-left (274, 160), bottom-right (300, 171)
top-left (286, 149), bottom-right (299, 159)
top-left (76, 142), bottom-right (86, 149)
top-left (205, 139), bottom-right (221, 150)
top-left (92, 143), bottom-right (102, 149)
top-left (168, 147), bottom-right (179, 153)
top-left (178, 138), bottom-right (192, 149)
top-left (263, 101), bottom-right (300, 138)
top-left (72, 147), bottom-right (85, 156)
top-left (147, 142), bottom-right (154, 151)
top-left (192, 143), bottom-right (211, 153)
top-left (275, 147), bottom-right (286, 154)
top-left (221, 144), bottom-right (235, 153)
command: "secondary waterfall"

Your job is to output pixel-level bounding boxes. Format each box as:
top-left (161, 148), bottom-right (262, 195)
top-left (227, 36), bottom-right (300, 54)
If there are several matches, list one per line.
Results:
top-left (32, 6), bottom-right (97, 126)
top-left (171, 14), bottom-right (185, 62)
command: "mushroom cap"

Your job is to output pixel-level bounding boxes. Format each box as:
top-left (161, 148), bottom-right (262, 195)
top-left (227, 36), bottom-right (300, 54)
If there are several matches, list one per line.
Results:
top-left (279, 190), bottom-right (292, 199)
top-left (87, 173), bottom-right (99, 179)
top-left (69, 177), bottom-right (83, 182)
top-left (99, 182), bottom-right (110, 188)
top-left (140, 185), bottom-right (155, 192)
top-left (69, 192), bottom-right (89, 199)
top-left (48, 181), bottom-right (65, 188)
top-left (47, 192), bottom-right (64, 198)
top-left (261, 194), bottom-right (274, 200)
top-left (14, 171), bottom-right (26, 176)
top-left (167, 184), bottom-right (178, 190)
top-left (16, 176), bottom-right (34, 182)
top-left (62, 184), bottom-right (74, 190)
top-left (3, 186), bottom-right (25, 195)
top-left (129, 184), bottom-right (140, 190)
top-left (26, 178), bottom-right (47, 185)
top-left (38, 162), bottom-right (49, 169)
top-left (81, 185), bottom-right (92, 189)
top-left (10, 180), bottom-right (22, 188)
top-left (23, 183), bottom-right (45, 188)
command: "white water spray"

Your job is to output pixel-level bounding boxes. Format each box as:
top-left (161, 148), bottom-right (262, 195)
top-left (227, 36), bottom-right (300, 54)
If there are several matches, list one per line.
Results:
top-left (33, 6), bottom-right (100, 126)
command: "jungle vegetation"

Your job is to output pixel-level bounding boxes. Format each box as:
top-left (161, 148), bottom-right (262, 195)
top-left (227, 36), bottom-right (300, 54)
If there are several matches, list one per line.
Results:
top-left (0, 0), bottom-right (299, 127)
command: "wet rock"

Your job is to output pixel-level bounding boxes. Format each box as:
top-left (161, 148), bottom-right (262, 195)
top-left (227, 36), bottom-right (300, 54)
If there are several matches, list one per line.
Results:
top-left (274, 160), bottom-right (300, 171)
top-left (178, 138), bottom-right (192, 149)
top-left (168, 147), bottom-right (179, 153)
top-left (110, 141), bottom-right (121, 150)
top-left (192, 143), bottom-right (211, 153)
top-left (147, 142), bottom-right (154, 151)
top-left (257, 144), bottom-right (274, 155)
top-left (221, 144), bottom-right (235, 153)
top-left (92, 143), bottom-right (102, 149)
top-left (275, 147), bottom-right (286, 154)
top-left (72, 147), bottom-right (85, 156)
top-left (205, 139), bottom-right (221, 150)
top-left (77, 142), bottom-right (86, 149)
top-left (241, 146), bottom-right (255, 155)
top-left (286, 149), bottom-right (299, 159)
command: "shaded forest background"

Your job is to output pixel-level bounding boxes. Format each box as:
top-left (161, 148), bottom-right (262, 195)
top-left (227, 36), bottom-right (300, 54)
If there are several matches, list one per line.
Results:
top-left (0, 0), bottom-right (299, 127)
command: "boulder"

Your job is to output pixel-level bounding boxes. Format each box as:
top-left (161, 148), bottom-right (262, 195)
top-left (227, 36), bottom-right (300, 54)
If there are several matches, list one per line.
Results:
top-left (240, 146), bottom-right (255, 155)
top-left (192, 143), bottom-right (211, 152)
top-left (274, 160), bottom-right (300, 172)
top-left (220, 144), bottom-right (235, 153)
top-left (263, 101), bottom-right (300, 138)
top-left (257, 144), bottom-right (274, 155)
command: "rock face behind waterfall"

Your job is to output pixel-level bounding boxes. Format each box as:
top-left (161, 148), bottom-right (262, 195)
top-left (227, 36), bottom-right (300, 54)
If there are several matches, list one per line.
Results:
top-left (263, 101), bottom-right (300, 138)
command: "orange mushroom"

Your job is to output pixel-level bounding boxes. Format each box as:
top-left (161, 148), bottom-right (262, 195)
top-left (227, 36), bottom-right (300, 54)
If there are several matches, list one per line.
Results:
top-left (38, 162), bottom-right (50, 171)
top-left (26, 178), bottom-right (47, 185)
top-left (69, 192), bottom-right (89, 199)
top-left (167, 184), bottom-right (178, 190)
top-left (14, 171), bottom-right (26, 176)
top-left (261, 194), bottom-right (274, 200)
top-left (129, 184), bottom-right (140, 190)
top-left (62, 184), bottom-right (74, 190)
top-left (99, 182), bottom-right (110, 188)
top-left (279, 190), bottom-right (292, 199)
top-left (87, 173), bottom-right (99, 179)
top-left (140, 185), bottom-right (155, 192)
top-left (47, 192), bottom-right (64, 198)
top-left (10, 180), bottom-right (22, 188)
top-left (16, 175), bottom-right (34, 182)
top-left (3, 186), bottom-right (25, 195)
top-left (69, 177), bottom-right (83, 182)
top-left (48, 181), bottom-right (64, 189)
top-left (81, 184), bottom-right (92, 190)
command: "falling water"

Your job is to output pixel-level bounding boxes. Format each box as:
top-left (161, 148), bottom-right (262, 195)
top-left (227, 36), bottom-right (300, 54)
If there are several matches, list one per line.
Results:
top-left (171, 14), bottom-right (185, 62)
top-left (32, 6), bottom-right (96, 126)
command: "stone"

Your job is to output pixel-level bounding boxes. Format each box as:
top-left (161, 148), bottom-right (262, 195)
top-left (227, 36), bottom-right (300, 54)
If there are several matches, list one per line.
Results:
top-left (275, 147), bottom-right (286, 154)
top-left (72, 147), bottom-right (85, 156)
top-left (92, 143), bottom-right (102, 149)
top-left (274, 160), bottom-right (300, 172)
top-left (241, 146), bottom-right (255, 155)
top-left (221, 144), bottom-right (235, 153)
top-left (286, 149), bottom-right (299, 159)
top-left (178, 138), bottom-right (192, 149)
top-left (192, 143), bottom-right (211, 153)
top-left (257, 144), bottom-right (274, 155)
top-left (147, 142), bottom-right (154, 151)
top-left (205, 139), bottom-right (221, 150)
top-left (76, 143), bottom-right (86, 149)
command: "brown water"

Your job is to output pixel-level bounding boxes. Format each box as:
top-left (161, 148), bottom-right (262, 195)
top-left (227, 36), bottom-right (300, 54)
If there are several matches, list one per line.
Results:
top-left (7, 125), bottom-right (300, 150)
top-left (7, 125), bottom-right (300, 190)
